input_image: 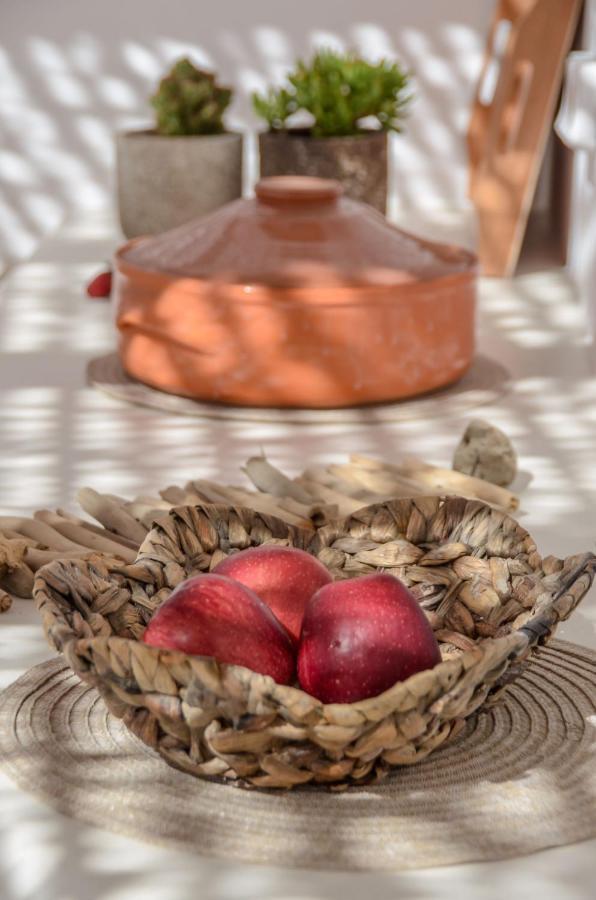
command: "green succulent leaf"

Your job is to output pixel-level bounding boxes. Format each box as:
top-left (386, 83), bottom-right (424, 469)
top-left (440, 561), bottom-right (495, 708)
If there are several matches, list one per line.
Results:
top-left (151, 57), bottom-right (232, 136)
top-left (252, 50), bottom-right (412, 137)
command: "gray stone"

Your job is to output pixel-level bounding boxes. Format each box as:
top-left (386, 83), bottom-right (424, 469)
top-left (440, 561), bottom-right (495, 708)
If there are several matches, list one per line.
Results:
top-left (453, 419), bottom-right (517, 487)
top-left (116, 130), bottom-right (243, 238)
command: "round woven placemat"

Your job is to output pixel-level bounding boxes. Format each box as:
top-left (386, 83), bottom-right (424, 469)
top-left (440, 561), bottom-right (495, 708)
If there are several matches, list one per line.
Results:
top-left (1, 640), bottom-right (595, 871)
top-left (87, 352), bottom-right (510, 424)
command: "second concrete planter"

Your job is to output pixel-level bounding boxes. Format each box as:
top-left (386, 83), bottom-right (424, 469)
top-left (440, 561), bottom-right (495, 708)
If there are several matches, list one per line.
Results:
top-left (116, 130), bottom-right (243, 237)
top-left (258, 130), bottom-right (388, 212)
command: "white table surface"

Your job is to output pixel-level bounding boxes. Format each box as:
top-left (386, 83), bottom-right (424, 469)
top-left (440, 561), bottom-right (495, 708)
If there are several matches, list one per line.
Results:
top-left (1, 210), bottom-right (596, 900)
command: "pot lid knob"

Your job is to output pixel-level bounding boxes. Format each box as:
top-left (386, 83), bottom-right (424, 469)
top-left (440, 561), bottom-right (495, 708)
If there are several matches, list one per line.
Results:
top-left (255, 176), bottom-right (342, 205)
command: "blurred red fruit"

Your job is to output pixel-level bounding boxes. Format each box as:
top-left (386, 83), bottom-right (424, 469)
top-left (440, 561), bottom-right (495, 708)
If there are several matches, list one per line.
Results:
top-left (86, 270), bottom-right (112, 298)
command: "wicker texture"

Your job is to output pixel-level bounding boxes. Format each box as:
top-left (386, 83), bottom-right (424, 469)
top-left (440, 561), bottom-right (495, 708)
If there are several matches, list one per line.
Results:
top-left (34, 498), bottom-right (595, 789)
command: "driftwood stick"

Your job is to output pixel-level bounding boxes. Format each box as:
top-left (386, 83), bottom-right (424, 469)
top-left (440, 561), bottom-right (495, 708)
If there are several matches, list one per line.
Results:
top-left (0, 516), bottom-right (90, 553)
top-left (327, 463), bottom-right (425, 498)
top-left (0, 588), bottom-right (12, 613)
top-left (351, 455), bottom-right (519, 511)
top-left (55, 509), bottom-right (140, 550)
top-left (227, 484), bottom-right (320, 521)
top-left (76, 488), bottom-right (149, 543)
top-left (34, 510), bottom-right (137, 562)
top-left (243, 456), bottom-right (313, 504)
top-left (0, 535), bottom-right (28, 570)
top-left (130, 495), bottom-right (173, 510)
top-left (1, 529), bottom-right (41, 548)
top-left (201, 484), bottom-right (256, 505)
top-left (0, 566), bottom-right (35, 598)
top-left (159, 486), bottom-right (196, 505)
top-left (0, 536), bottom-right (35, 597)
top-left (25, 547), bottom-right (94, 569)
top-left (275, 496), bottom-right (336, 522)
top-left (189, 480), bottom-right (238, 505)
top-left (182, 482), bottom-right (218, 503)
top-left (294, 478), bottom-right (365, 517)
top-left (182, 484), bottom-right (218, 504)
top-left (300, 466), bottom-right (374, 500)
top-left (124, 503), bottom-right (173, 531)
top-left (205, 484), bottom-right (313, 529)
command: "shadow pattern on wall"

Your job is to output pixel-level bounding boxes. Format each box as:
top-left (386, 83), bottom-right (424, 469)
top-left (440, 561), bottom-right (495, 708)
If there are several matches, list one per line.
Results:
top-left (0, 0), bottom-right (493, 271)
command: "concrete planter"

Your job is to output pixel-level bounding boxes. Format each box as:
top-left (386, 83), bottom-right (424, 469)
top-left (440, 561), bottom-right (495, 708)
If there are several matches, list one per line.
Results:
top-left (116, 130), bottom-right (243, 237)
top-left (258, 130), bottom-right (388, 212)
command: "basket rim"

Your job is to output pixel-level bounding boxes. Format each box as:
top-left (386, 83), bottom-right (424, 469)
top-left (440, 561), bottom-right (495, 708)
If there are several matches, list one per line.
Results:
top-left (63, 629), bottom-right (527, 717)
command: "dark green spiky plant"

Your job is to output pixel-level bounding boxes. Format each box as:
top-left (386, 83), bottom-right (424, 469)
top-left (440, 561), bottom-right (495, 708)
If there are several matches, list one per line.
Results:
top-left (253, 50), bottom-right (411, 138)
top-left (151, 58), bottom-right (232, 136)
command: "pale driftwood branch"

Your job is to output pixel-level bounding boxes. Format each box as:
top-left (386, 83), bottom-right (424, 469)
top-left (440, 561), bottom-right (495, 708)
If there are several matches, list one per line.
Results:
top-left (210, 485), bottom-right (313, 529)
top-left (56, 509), bottom-right (140, 550)
top-left (0, 535), bottom-right (35, 597)
top-left (188, 480), bottom-right (239, 505)
top-left (25, 547), bottom-right (93, 568)
top-left (0, 566), bottom-right (34, 598)
top-left (327, 463), bottom-right (426, 499)
top-left (1, 442), bottom-right (523, 604)
top-left (129, 495), bottom-right (173, 511)
top-left (349, 455), bottom-right (519, 511)
top-left (159, 486), bottom-right (200, 505)
top-left (124, 503), bottom-right (173, 531)
top-left (34, 510), bottom-right (137, 563)
top-left (395, 457), bottom-right (518, 511)
top-left (76, 488), bottom-right (148, 543)
top-left (299, 466), bottom-right (374, 501)
top-left (0, 516), bottom-right (89, 553)
top-left (243, 456), bottom-right (313, 504)
top-left (276, 496), bottom-right (337, 523)
top-left (294, 478), bottom-right (365, 517)
top-left (0, 529), bottom-right (41, 548)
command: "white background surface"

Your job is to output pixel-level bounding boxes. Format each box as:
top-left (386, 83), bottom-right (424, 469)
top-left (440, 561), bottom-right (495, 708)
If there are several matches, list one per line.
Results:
top-left (0, 0), bottom-right (494, 270)
top-left (558, 0), bottom-right (596, 332)
top-left (1, 210), bottom-right (596, 899)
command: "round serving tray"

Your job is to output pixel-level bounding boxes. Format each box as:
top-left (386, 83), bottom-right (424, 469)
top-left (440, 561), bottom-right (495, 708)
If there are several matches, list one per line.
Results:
top-left (87, 351), bottom-right (510, 425)
top-left (1, 641), bottom-right (595, 871)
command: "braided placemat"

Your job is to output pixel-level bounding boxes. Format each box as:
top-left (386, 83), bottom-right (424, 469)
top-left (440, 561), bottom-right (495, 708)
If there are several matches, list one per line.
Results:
top-left (87, 352), bottom-right (510, 424)
top-left (1, 640), bottom-right (595, 871)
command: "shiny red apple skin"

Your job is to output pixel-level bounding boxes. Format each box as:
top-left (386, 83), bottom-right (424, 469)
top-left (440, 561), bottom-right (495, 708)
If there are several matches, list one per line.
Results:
top-left (297, 573), bottom-right (441, 703)
top-left (142, 573), bottom-right (295, 684)
top-left (213, 546), bottom-right (332, 641)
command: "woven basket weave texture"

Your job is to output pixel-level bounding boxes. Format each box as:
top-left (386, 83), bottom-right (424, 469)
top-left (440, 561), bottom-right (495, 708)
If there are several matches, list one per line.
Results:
top-left (34, 498), bottom-right (595, 788)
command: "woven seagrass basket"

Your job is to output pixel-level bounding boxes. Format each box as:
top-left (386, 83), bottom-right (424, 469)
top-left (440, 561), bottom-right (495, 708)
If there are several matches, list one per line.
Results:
top-left (34, 498), bottom-right (595, 789)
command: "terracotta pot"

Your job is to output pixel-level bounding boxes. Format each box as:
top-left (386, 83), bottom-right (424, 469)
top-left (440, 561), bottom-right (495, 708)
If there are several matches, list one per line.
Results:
top-left (258, 130), bottom-right (388, 212)
top-left (114, 176), bottom-right (476, 409)
top-left (115, 130), bottom-right (243, 238)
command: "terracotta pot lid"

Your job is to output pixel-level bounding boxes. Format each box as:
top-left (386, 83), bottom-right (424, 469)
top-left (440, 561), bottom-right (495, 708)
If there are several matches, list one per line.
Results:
top-left (119, 176), bottom-right (476, 289)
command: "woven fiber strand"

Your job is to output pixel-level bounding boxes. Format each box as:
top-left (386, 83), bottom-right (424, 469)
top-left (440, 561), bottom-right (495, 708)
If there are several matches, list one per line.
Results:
top-left (34, 500), bottom-right (595, 789)
top-left (87, 352), bottom-right (510, 424)
top-left (0, 641), bottom-right (595, 871)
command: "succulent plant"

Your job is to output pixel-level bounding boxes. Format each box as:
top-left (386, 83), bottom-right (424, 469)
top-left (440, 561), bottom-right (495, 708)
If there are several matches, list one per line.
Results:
top-left (151, 57), bottom-right (232, 136)
top-left (253, 50), bottom-right (411, 138)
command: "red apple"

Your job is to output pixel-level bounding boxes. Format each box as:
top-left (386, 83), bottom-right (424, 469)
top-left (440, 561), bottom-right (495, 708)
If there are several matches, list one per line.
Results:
top-left (86, 269), bottom-right (112, 298)
top-left (297, 573), bottom-right (441, 703)
top-left (213, 546), bottom-right (332, 641)
top-left (142, 573), bottom-right (295, 684)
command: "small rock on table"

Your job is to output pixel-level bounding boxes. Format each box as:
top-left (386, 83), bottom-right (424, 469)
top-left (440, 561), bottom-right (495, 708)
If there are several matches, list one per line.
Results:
top-left (452, 419), bottom-right (517, 487)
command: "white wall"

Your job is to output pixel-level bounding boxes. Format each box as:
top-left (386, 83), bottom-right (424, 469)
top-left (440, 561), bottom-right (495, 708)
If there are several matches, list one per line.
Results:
top-left (564, 0), bottom-right (596, 331)
top-left (0, 0), bottom-right (493, 270)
